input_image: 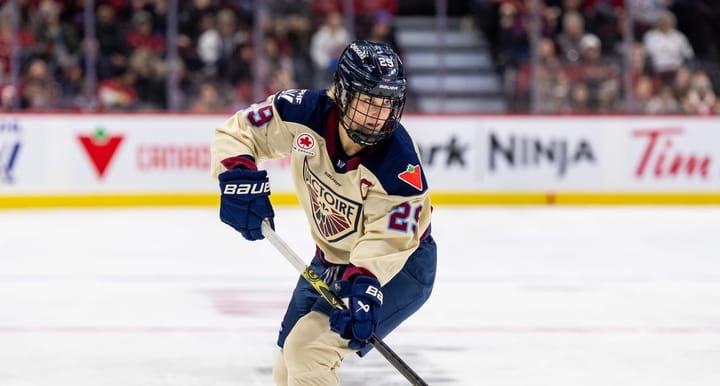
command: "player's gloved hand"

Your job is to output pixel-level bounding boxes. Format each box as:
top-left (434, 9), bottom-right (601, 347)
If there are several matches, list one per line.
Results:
top-left (329, 275), bottom-right (383, 349)
top-left (218, 168), bottom-right (274, 241)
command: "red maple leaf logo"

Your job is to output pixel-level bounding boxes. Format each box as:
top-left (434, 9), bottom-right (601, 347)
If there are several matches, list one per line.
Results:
top-left (299, 136), bottom-right (312, 147)
top-left (296, 133), bottom-right (314, 150)
top-left (78, 127), bottom-right (124, 179)
top-left (398, 164), bottom-right (423, 191)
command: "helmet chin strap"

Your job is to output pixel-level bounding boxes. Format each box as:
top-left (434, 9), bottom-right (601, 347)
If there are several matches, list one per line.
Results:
top-left (347, 125), bottom-right (388, 146)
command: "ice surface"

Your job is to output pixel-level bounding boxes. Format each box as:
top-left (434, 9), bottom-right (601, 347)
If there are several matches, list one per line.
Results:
top-left (1, 206), bottom-right (719, 385)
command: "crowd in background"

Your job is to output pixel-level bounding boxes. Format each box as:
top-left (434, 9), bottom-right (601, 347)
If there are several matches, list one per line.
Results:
top-left (474, 0), bottom-right (720, 114)
top-left (1, 0), bottom-right (719, 114)
top-left (0, 0), bottom-right (399, 112)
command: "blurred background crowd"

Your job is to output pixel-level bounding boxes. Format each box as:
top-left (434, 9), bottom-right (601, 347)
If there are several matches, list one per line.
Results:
top-left (478, 0), bottom-right (720, 114)
top-left (0, 0), bottom-right (718, 114)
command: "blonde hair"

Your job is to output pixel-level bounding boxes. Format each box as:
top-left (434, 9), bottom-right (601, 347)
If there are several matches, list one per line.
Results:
top-left (327, 84), bottom-right (338, 102)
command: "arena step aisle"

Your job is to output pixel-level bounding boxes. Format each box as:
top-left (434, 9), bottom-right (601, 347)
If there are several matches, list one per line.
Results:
top-left (395, 16), bottom-right (506, 113)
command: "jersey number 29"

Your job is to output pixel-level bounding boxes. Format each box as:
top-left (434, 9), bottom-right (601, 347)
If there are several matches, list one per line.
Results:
top-left (246, 105), bottom-right (273, 127)
top-left (388, 202), bottom-right (422, 235)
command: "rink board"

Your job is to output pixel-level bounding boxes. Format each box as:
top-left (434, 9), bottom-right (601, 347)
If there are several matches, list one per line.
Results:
top-left (2, 114), bottom-right (720, 207)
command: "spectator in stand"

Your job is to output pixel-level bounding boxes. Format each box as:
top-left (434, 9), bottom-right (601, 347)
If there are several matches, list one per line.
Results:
top-left (631, 75), bottom-right (656, 113)
top-left (555, 11), bottom-right (586, 63)
top-left (628, 0), bottom-right (669, 39)
top-left (227, 42), bottom-right (253, 88)
top-left (596, 77), bottom-right (620, 112)
top-left (310, 11), bottom-right (350, 88)
top-left (669, 0), bottom-right (713, 60)
top-left (116, 0), bottom-right (153, 26)
top-left (19, 57), bottom-right (60, 109)
top-left (94, 3), bottom-right (131, 81)
top-left (266, 66), bottom-right (297, 94)
top-left (546, 0), bottom-right (582, 30)
top-left (541, 4), bottom-right (562, 39)
top-left (367, 10), bottom-right (400, 54)
top-left (190, 79), bottom-right (227, 113)
top-left (642, 9), bottom-right (694, 86)
top-left (310, 0), bottom-right (398, 40)
top-left (97, 66), bottom-right (138, 110)
top-left (0, 0), bottom-right (36, 72)
top-left (197, 8), bottom-right (249, 81)
top-left (3, 0), bottom-right (717, 115)
top-left (563, 33), bottom-right (620, 110)
top-left (533, 37), bottom-right (568, 112)
top-left (31, 0), bottom-right (80, 71)
top-left (196, 11), bottom-right (220, 77)
top-left (178, 0), bottom-right (216, 40)
top-left (566, 82), bottom-right (591, 112)
top-left (682, 70), bottom-right (718, 115)
top-left (309, 0), bottom-right (341, 21)
top-left (262, 37), bottom-right (295, 93)
top-left (267, 1), bottom-right (315, 89)
top-left (494, 1), bottom-right (526, 72)
top-left (126, 10), bottom-right (165, 55)
top-left (585, 1), bottom-right (624, 58)
top-left (128, 47), bottom-right (167, 109)
top-left (0, 60), bottom-right (7, 103)
top-left (177, 0), bottom-right (216, 73)
top-left (580, 33), bottom-right (619, 87)
top-left (646, 85), bottom-right (681, 114)
top-left (122, 8), bottom-right (170, 110)
top-left (629, 43), bottom-right (652, 90)
top-left (150, 0), bottom-right (169, 35)
top-left (353, 0), bottom-right (399, 43)
top-left (56, 58), bottom-right (86, 109)
top-left (671, 65), bottom-right (692, 101)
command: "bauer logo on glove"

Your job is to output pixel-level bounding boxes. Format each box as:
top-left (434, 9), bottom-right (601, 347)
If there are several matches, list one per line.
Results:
top-left (222, 181), bottom-right (271, 195)
top-left (364, 285), bottom-right (383, 304)
top-left (218, 167), bottom-right (275, 241)
top-left (329, 276), bottom-right (384, 349)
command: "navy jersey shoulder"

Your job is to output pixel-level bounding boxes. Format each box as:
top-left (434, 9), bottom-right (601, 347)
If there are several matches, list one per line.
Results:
top-left (361, 124), bottom-right (428, 197)
top-left (273, 89), bottom-right (332, 136)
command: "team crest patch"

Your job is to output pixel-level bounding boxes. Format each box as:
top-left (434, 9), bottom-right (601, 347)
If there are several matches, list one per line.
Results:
top-left (293, 133), bottom-right (316, 156)
top-left (303, 158), bottom-right (361, 242)
top-left (398, 164), bottom-right (423, 191)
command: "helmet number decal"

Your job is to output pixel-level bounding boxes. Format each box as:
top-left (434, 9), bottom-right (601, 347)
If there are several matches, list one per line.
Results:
top-left (388, 202), bottom-right (422, 235)
top-left (246, 105), bottom-right (274, 127)
top-left (378, 57), bottom-right (394, 67)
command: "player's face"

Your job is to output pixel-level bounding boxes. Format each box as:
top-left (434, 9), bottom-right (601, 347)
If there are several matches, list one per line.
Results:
top-left (344, 92), bottom-right (393, 135)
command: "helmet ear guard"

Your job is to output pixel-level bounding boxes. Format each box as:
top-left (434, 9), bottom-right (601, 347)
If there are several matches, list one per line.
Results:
top-left (333, 40), bottom-right (407, 146)
top-left (339, 84), bottom-right (348, 107)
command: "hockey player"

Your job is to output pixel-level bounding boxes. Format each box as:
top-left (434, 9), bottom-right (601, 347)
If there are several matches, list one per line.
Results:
top-left (211, 39), bottom-right (437, 385)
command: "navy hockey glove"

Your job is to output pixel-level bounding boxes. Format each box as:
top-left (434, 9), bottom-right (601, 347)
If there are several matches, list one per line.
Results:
top-left (218, 168), bottom-right (274, 241)
top-left (329, 276), bottom-right (383, 349)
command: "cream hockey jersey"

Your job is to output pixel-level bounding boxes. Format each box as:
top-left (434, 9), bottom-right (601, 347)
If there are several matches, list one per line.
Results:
top-left (211, 89), bottom-right (431, 286)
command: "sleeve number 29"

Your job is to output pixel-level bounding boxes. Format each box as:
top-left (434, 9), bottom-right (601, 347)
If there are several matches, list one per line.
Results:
top-left (388, 202), bottom-right (422, 234)
top-left (246, 105), bottom-right (273, 127)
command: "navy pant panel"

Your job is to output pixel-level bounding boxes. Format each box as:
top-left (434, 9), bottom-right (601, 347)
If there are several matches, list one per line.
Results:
top-left (276, 235), bottom-right (437, 355)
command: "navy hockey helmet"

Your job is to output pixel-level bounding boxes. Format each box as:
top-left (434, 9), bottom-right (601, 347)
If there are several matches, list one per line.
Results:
top-left (333, 40), bottom-right (407, 146)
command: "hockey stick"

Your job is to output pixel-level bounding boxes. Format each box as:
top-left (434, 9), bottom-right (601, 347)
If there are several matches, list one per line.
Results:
top-left (261, 220), bottom-right (429, 386)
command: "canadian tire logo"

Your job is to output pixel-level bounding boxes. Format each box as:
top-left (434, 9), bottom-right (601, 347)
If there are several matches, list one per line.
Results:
top-left (398, 164), bottom-right (423, 191)
top-left (78, 127), bottom-right (124, 179)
